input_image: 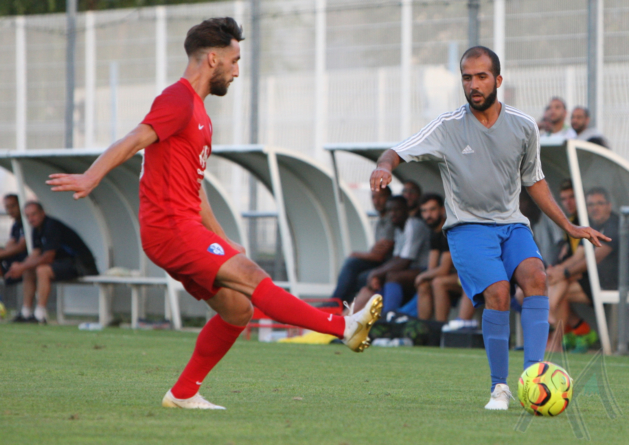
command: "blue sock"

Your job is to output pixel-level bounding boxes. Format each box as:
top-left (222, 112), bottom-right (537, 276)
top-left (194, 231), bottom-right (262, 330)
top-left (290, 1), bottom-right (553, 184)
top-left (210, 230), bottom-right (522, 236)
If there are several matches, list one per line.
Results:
top-left (382, 282), bottom-right (404, 313)
top-left (521, 295), bottom-right (549, 370)
top-left (482, 309), bottom-right (510, 392)
top-left (398, 294), bottom-right (418, 318)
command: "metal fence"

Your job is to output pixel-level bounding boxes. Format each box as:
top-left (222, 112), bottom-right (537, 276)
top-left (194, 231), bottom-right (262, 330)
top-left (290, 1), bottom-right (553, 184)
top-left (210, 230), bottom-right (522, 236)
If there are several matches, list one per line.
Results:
top-left (0, 0), bottom-right (628, 214)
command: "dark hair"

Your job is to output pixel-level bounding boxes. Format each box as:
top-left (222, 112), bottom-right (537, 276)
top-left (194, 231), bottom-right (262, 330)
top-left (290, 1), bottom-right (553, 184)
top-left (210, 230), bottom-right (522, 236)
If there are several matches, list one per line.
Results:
top-left (573, 106), bottom-right (590, 118)
top-left (24, 201), bottom-right (44, 211)
top-left (559, 178), bottom-right (573, 192)
top-left (550, 96), bottom-right (567, 110)
top-left (387, 195), bottom-right (408, 209)
top-left (184, 17), bottom-right (244, 57)
top-left (403, 180), bottom-right (422, 196)
top-left (460, 46), bottom-right (501, 78)
top-left (420, 193), bottom-right (444, 208)
top-left (586, 186), bottom-right (610, 203)
top-left (3, 193), bottom-right (18, 202)
top-left (376, 185), bottom-right (392, 197)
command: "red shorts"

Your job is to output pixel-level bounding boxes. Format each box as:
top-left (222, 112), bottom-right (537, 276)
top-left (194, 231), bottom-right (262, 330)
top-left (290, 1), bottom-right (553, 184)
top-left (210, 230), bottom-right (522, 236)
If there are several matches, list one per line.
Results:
top-left (141, 221), bottom-right (239, 300)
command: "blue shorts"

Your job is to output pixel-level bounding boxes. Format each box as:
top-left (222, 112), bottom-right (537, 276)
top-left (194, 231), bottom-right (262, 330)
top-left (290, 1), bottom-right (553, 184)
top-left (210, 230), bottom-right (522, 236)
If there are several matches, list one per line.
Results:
top-left (446, 223), bottom-right (543, 308)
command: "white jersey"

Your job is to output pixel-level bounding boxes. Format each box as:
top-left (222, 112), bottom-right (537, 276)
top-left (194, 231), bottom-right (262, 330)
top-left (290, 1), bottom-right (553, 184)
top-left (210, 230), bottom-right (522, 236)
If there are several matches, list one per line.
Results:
top-left (393, 103), bottom-right (544, 231)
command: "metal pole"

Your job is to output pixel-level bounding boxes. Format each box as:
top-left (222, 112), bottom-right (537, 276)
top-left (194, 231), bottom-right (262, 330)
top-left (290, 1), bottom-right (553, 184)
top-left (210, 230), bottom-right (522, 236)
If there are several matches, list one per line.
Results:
top-left (109, 61), bottom-right (118, 144)
top-left (468, 0), bottom-right (480, 48)
top-left (618, 206), bottom-right (629, 355)
top-left (65, 0), bottom-right (77, 149)
top-left (587, 0), bottom-right (603, 129)
top-left (248, 0), bottom-right (261, 261)
top-left (400, 0), bottom-right (412, 139)
top-left (493, 0), bottom-right (505, 102)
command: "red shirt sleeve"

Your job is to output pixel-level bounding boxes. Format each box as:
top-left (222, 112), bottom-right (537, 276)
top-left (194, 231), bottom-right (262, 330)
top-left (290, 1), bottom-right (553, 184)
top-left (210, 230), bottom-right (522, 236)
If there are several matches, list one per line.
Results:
top-left (141, 84), bottom-right (194, 142)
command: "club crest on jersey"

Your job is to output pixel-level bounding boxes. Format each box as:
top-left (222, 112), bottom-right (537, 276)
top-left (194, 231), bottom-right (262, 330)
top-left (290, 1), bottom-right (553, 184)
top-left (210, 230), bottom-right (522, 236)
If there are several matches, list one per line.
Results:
top-left (199, 145), bottom-right (210, 170)
top-left (207, 243), bottom-right (225, 256)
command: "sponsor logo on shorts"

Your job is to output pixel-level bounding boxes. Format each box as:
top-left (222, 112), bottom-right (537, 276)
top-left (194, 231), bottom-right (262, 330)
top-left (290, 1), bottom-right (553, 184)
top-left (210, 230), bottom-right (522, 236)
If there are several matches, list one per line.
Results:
top-left (207, 243), bottom-right (225, 256)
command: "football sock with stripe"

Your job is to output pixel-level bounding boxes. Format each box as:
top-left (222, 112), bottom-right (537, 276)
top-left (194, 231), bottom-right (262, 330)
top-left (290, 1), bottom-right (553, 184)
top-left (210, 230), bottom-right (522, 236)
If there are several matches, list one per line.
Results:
top-left (171, 315), bottom-right (244, 399)
top-left (521, 295), bottom-right (550, 370)
top-left (251, 277), bottom-right (345, 338)
top-left (382, 282), bottom-right (404, 314)
top-left (482, 309), bottom-right (510, 392)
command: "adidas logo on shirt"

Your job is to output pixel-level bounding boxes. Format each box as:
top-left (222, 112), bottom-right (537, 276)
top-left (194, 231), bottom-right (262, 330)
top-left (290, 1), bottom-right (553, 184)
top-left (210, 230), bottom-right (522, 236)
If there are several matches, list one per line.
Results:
top-left (462, 145), bottom-right (475, 154)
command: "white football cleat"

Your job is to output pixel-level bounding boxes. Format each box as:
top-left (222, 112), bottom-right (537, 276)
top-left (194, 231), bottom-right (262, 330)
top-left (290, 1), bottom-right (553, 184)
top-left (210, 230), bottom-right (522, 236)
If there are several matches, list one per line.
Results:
top-left (484, 383), bottom-right (514, 410)
top-left (343, 294), bottom-right (383, 352)
top-left (162, 389), bottom-right (226, 410)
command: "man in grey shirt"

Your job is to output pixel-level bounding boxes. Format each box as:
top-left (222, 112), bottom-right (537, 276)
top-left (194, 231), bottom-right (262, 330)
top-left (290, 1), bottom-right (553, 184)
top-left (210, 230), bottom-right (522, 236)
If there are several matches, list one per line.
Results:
top-left (331, 186), bottom-right (395, 305)
top-left (370, 46), bottom-right (607, 410)
top-left (350, 195), bottom-right (430, 313)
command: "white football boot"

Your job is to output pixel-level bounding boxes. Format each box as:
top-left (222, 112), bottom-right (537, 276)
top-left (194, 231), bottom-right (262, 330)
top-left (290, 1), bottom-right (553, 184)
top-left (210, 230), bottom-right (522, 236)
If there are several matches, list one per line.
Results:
top-left (484, 383), bottom-right (514, 410)
top-left (343, 294), bottom-right (383, 352)
top-left (162, 389), bottom-right (226, 410)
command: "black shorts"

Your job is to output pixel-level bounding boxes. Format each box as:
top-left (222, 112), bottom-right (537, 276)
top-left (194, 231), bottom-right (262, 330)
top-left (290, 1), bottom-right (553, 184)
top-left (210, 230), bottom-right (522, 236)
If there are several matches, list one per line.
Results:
top-left (51, 258), bottom-right (80, 281)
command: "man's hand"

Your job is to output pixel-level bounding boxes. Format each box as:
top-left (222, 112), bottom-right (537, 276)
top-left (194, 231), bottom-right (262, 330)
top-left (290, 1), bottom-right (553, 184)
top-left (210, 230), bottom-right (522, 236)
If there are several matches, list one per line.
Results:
top-left (47, 173), bottom-right (99, 200)
top-left (546, 265), bottom-right (564, 286)
top-left (414, 271), bottom-right (429, 287)
top-left (369, 149), bottom-right (400, 191)
top-left (370, 167), bottom-right (393, 191)
top-left (566, 224), bottom-right (611, 248)
top-left (5, 262), bottom-right (25, 279)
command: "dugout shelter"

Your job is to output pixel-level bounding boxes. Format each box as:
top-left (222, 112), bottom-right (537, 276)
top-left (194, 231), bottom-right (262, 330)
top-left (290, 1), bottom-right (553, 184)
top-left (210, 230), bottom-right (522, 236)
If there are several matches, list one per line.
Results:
top-left (0, 145), bottom-right (370, 327)
top-left (326, 139), bottom-right (629, 355)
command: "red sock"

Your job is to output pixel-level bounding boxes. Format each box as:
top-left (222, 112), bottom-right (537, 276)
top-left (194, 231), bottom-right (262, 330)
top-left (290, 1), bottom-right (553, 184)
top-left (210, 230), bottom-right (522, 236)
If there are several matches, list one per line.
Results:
top-left (171, 315), bottom-right (244, 399)
top-left (251, 278), bottom-right (345, 338)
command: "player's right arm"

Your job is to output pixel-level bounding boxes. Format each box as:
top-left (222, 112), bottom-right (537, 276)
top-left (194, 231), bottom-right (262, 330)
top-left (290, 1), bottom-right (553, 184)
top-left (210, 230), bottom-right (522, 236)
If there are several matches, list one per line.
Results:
top-left (47, 124), bottom-right (158, 200)
top-left (370, 149), bottom-right (401, 191)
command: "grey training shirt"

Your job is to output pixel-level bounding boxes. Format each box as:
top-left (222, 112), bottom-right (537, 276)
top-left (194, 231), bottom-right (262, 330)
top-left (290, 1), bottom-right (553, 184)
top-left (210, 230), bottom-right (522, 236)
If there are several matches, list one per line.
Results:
top-left (394, 103), bottom-right (544, 231)
top-left (392, 217), bottom-right (431, 270)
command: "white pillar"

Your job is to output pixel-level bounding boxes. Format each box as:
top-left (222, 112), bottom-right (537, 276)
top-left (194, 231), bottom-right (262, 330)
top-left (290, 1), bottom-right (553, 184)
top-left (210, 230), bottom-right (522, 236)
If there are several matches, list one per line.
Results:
top-left (596, 0), bottom-right (604, 134)
top-left (155, 6), bottom-right (167, 95)
top-left (377, 68), bottom-right (386, 142)
top-left (493, 0), bottom-right (505, 103)
top-left (314, 0), bottom-right (327, 163)
top-left (565, 66), bottom-right (576, 113)
top-left (16, 16), bottom-right (26, 152)
top-left (400, 0), bottom-right (412, 138)
top-left (232, 0), bottom-right (245, 146)
top-left (265, 76), bottom-right (276, 145)
top-left (85, 11), bottom-right (96, 148)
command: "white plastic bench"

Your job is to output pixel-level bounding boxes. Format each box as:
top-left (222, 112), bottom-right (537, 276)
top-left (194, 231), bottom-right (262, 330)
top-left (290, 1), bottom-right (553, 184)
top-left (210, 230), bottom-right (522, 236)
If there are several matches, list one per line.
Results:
top-left (56, 275), bottom-right (183, 330)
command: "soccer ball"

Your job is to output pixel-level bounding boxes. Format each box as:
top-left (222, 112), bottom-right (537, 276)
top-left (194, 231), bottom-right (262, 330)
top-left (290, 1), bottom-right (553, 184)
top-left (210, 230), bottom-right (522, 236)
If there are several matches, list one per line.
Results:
top-left (518, 361), bottom-right (573, 416)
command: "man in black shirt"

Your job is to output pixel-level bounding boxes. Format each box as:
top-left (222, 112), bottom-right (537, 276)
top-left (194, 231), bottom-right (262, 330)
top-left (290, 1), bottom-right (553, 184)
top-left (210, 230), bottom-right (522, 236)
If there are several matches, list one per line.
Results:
top-left (8, 201), bottom-right (98, 323)
top-left (547, 187), bottom-right (619, 352)
top-left (0, 194), bottom-right (27, 286)
top-left (414, 193), bottom-right (462, 322)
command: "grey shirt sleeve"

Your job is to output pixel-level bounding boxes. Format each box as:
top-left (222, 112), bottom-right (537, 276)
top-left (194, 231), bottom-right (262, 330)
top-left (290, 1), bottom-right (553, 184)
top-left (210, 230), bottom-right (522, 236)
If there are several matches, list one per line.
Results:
top-left (392, 114), bottom-right (448, 163)
top-left (520, 123), bottom-right (545, 186)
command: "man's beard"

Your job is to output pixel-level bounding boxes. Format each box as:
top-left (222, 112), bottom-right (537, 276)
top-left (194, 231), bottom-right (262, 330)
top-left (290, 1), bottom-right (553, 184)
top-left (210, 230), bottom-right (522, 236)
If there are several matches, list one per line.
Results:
top-left (465, 82), bottom-right (498, 112)
top-left (426, 216), bottom-right (443, 229)
top-left (209, 66), bottom-right (230, 96)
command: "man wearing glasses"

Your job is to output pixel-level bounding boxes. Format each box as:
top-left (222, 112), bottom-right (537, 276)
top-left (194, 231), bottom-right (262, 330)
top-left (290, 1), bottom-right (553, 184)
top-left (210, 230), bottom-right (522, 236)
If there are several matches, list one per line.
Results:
top-left (547, 186), bottom-right (619, 352)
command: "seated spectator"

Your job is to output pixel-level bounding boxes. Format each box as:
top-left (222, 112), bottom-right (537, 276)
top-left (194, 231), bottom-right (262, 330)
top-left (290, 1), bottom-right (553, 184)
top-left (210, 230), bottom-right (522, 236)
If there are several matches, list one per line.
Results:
top-left (519, 190), bottom-right (564, 266)
top-left (9, 202), bottom-right (98, 324)
top-left (542, 97), bottom-right (577, 139)
top-left (330, 186), bottom-right (394, 305)
top-left (0, 194), bottom-right (27, 284)
top-left (570, 106), bottom-right (609, 148)
top-left (414, 193), bottom-right (461, 322)
top-left (547, 187), bottom-right (618, 352)
top-left (402, 180), bottom-right (422, 218)
top-left (350, 195), bottom-right (430, 313)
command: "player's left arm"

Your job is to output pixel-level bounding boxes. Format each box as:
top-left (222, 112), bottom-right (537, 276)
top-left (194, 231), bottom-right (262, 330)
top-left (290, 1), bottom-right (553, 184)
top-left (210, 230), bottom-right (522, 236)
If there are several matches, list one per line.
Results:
top-left (525, 180), bottom-right (610, 247)
top-left (199, 187), bottom-right (245, 254)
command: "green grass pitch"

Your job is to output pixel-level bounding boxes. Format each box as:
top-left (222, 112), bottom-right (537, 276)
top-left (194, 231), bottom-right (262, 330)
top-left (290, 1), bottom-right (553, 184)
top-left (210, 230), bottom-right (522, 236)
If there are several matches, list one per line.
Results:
top-left (1, 324), bottom-right (628, 444)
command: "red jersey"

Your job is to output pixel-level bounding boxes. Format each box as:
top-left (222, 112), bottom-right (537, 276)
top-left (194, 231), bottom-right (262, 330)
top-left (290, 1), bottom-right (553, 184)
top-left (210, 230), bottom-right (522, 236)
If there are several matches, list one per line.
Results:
top-left (139, 79), bottom-right (212, 233)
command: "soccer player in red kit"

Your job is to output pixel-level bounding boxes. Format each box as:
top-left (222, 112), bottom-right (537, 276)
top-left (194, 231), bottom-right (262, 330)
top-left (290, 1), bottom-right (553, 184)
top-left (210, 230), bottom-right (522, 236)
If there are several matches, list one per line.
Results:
top-left (48, 18), bottom-right (382, 410)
